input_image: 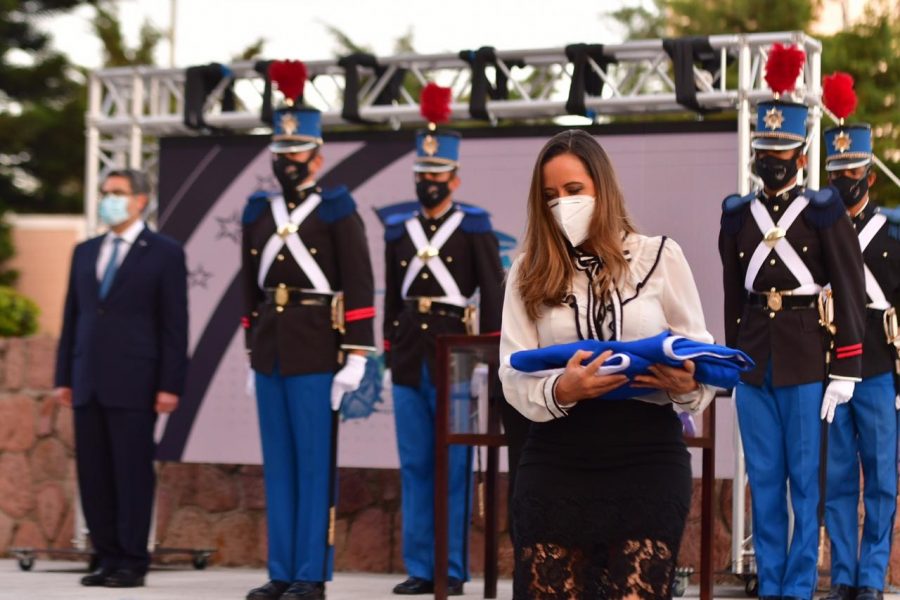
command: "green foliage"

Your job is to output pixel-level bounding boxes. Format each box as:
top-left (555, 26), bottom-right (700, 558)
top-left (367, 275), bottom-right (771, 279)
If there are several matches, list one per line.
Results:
top-left (0, 217), bottom-right (17, 286)
top-left (0, 286), bottom-right (40, 337)
top-left (92, 2), bottom-right (163, 67)
top-left (665, 0), bottom-right (822, 36)
top-left (821, 1), bottom-right (900, 204)
top-left (0, 0), bottom-right (89, 216)
top-left (233, 38), bottom-right (266, 62)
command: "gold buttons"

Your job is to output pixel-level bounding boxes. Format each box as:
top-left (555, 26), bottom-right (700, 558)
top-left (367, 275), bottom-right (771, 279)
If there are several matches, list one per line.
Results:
top-left (420, 323), bottom-right (429, 330)
top-left (250, 248), bottom-right (258, 256)
top-left (421, 272), bottom-right (429, 279)
top-left (393, 320), bottom-right (399, 326)
top-left (445, 256), bottom-right (453, 263)
top-left (288, 202), bottom-right (296, 210)
top-left (802, 246), bottom-right (808, 253)
top-left (252, 311), bottom-right (258, 317)
top-left (310, 247), bottom-right (317, 255)
top-left (738, 251), bottom-right (744, 258)
top-left (400, 260), bottom-right (408, 267)
top-left (769, 312), bottom-right (776, 319)
top-left (276, 306), bottom-right (284, 313)
top-left (769, 258), bottom-right (777, 266)
top-left (277, 254), bottom-right (285, 261)
top-left (884, 252), bottom-right (889, 258)
top-left (736, 318), bottom-right (741, 324)
top-left (773, 205), bottom-right (780, 212)
top-left (429, 225), bottom-right (437, 232)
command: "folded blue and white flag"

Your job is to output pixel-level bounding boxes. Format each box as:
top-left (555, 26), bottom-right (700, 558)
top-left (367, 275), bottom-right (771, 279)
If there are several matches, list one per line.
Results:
top-left (506, 331), bottom-right (754, 400)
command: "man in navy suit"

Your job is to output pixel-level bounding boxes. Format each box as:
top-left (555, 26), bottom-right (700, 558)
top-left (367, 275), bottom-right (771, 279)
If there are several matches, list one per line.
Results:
top-left (54, 168), bottom-right (188, 588)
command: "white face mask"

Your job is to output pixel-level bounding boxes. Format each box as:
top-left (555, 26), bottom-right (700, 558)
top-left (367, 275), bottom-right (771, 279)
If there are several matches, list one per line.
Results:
top-left (549, 194), bottom-right (595, 247)
top-left (98, 194), bottom-right (131, 226)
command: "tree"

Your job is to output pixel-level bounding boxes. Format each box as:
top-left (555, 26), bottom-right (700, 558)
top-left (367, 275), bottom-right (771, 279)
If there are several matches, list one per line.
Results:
top-left (0, 0), bottom-right (90, 218)
top-left (0, 0), bottom-right (91, 286)
top-left (91, 2), bottom-right (163, 67)
top-left (821, 0), bottom-right (900, 204)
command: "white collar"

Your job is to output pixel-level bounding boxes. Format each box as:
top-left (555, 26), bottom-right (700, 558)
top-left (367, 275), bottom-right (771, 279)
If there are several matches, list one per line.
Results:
top-left (108, 219), bottom-right (145, 245)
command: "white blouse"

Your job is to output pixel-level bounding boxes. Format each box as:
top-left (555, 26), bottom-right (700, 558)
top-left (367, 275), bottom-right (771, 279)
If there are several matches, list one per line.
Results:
top-left (499, 233), bottom-right (717, 423)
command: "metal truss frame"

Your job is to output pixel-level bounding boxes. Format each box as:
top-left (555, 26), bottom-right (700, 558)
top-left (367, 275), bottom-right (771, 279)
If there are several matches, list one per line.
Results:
top-left (85, 31), bottom-right (826, 232)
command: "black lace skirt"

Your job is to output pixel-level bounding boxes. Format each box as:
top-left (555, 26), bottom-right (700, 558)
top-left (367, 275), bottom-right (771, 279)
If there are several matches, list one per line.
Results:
top-left (511, 400), bottom-right (692, 600)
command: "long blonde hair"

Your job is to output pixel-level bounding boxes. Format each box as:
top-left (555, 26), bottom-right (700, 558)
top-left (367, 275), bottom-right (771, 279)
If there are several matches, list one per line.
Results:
top-left (517, 130), bottom-right (636, 321)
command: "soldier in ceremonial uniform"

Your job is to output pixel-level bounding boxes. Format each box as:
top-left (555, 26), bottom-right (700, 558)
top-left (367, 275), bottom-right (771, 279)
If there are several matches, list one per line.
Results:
top-left (382, 84), bottom-right (504, 596)
top-left (241, 63), bottom-right (376, 600)
top-left (819, 73), bottom-right (900, 600)
top-left (718, 61), bottom-right (866, 598)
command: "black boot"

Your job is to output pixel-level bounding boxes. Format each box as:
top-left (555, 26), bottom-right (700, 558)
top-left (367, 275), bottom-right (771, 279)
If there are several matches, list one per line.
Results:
top-left (393, 577), bottom-right (434, 595)
top-left (246, 580), bottom-right (290, 600)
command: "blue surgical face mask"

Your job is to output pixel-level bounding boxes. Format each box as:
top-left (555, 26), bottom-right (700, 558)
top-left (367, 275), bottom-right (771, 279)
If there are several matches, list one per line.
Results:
top-left (98, 194), bottom-right (131, 226)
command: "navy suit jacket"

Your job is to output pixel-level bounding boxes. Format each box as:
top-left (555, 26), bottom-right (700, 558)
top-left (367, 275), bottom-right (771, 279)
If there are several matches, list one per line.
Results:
top-left (55, 227), bottom-right (189, 410)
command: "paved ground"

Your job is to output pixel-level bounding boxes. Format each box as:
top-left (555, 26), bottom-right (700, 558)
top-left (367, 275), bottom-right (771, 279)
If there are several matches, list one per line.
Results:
top-left (3, 560), bottom-right (900, 600)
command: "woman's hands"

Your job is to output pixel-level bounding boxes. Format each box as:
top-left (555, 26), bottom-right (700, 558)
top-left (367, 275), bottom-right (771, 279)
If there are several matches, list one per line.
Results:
top-left (554, 350), bottom-right (629, 405)
top-left (632, 360), bottom-right (700, 395)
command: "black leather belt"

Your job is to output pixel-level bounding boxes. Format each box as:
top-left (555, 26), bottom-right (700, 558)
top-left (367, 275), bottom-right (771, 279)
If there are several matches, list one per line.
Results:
top-left (747, 291), bottom-right (817, 311)
top-left (264, 287), bottom-right (332, 307)
top-left (404, 298), bottom-right (466, 318)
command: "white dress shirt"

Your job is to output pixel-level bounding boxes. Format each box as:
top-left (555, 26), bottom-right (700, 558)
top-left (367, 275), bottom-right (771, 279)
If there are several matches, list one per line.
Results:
top-left (499, 233), bottom-right (717, 422)
top-left (96, 220), bottom-right (145, 281)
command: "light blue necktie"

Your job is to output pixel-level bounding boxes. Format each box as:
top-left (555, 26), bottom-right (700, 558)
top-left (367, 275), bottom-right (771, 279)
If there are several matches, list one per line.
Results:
top-left (99, 237), bottom-right (123, 300)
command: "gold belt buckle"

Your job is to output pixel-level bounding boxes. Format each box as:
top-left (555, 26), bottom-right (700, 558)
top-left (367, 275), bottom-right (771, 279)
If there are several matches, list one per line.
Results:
top-left (274, 284), bottom-right (289, 307)
top-left (417, 297), bottom-right (433, 314)
top-left (766, 290), bottom-right (783, 312)
top-left (331, 292), bottom-right (345, 334)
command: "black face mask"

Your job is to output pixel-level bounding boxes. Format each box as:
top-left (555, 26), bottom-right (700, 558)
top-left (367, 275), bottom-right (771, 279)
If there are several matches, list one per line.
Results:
top-left (754, 152), bottom-right (800, 191)
top-left (831, 172), bottom-right (870, 208)
top-left (272, 155), bottom-right (312, 193)
top-left (415, 178), bottom-right (451, 209)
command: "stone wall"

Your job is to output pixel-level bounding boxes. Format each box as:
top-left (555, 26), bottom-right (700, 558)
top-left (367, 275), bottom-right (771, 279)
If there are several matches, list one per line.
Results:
top-left (2, 335), bottom-right (899, 586)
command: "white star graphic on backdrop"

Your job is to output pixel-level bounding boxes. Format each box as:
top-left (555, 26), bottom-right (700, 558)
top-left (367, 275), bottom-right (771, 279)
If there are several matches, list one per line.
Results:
top-left (215, 212), bottom-right (242, 244)
top-left (188, 265), bottom-right (213, 289)
top-left (255, 174), bottom-right (278, 190)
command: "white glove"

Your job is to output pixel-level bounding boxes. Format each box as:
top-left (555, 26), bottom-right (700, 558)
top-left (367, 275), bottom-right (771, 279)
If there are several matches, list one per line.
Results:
top-left (382, 368), bottom-right (392, 396)
top-left (245, 364), bottom-right (256, 397)
top-left (331, 354), bottom-right (367, 411)
top-left (470, 363), bottom-right (489, 399)
top-left (820, 379), bottom-right (855, 423)
top-left (895, 394), bottom-right (900, 411)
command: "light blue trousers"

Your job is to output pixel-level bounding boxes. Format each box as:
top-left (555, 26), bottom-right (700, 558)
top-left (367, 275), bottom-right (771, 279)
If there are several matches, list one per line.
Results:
top-left (825, 372), bottom-right (898, 591)
top-left (393, 364), bottom-right (472, 581)
top-left (736, 363), bottom-right (823, 599)
top-left (256, 369), bottom-right (335, 583)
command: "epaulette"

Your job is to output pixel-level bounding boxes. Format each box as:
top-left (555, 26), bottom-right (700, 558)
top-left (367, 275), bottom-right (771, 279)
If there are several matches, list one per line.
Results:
top-left (241, 190), bottom-right (272, 224)
top-left (317, 185), bottom-right (357, 224)
top-left (384, 209), bottom-right (417, 242)
top-left (877, 205), bottom-right (900, 241)
top-left (801, 186), bottom-right (845, 230)
top-left (720, 192), bottom-right (753, 236)
top-left (458, 203), bottom-right (493, 234)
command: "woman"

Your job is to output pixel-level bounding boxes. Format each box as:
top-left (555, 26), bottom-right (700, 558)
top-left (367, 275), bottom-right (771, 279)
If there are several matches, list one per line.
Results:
top-left (499, 130), bottom-right (716, 599)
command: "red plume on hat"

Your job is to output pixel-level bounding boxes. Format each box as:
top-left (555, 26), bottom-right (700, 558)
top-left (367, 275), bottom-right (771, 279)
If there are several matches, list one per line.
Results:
top-left (269, 59), bottom-right (308, 105)
top-left (764, 44), bottom-right (806, 97)
top-left (420, 82), bottom-right (452, 129)
top-left (822, 71), bottom-right (858, 124)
